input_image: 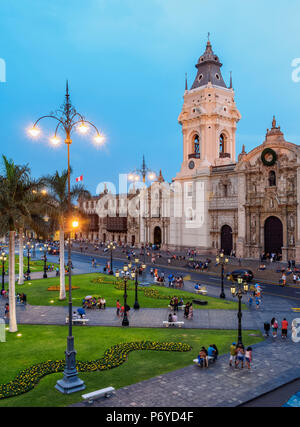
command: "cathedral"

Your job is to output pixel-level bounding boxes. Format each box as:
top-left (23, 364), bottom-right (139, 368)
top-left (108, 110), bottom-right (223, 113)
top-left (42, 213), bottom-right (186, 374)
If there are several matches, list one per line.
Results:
top-left (79, 39), bottom-right (300, 262)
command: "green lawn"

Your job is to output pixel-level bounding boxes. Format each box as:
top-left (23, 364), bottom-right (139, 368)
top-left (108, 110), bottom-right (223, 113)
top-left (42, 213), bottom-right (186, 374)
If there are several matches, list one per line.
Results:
top-left (2, 255), bottom-right (59, 274)
top-left (0, 325), bottom-right (263, 407)
top-left (17, 273), bottom-right (245, 310)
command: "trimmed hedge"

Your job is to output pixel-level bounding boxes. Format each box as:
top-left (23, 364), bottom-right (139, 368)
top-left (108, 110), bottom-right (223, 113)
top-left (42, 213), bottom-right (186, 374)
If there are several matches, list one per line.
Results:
top-left (0, 341), bottom-right (191, 400)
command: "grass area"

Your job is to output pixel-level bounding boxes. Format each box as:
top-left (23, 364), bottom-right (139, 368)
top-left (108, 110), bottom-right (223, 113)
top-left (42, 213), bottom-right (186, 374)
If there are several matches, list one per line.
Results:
top-left (17, 273), bottom-right (245, 310)
top-left (0, 325), bottom-right (263, 407)
top-left (2, 255), bottom-right (59, 274)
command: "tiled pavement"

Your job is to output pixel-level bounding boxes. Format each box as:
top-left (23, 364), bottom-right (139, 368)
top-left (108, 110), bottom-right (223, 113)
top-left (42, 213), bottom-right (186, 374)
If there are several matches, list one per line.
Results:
top-left (73, 339), bottom-right (300, 407)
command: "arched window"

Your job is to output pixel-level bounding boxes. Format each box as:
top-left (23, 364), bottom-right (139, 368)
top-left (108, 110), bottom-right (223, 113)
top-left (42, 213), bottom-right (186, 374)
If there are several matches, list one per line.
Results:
top-left (219, 134), bottom-right (225, 155)
top-left (269, 171), bottom-right (276, 187)
top-left (193, 134), bottom-right (200, 155)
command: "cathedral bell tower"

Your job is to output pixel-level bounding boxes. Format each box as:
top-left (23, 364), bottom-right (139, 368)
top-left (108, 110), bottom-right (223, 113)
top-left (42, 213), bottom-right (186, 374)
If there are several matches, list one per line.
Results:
top-left (177, 39), bottom-right (241, 176)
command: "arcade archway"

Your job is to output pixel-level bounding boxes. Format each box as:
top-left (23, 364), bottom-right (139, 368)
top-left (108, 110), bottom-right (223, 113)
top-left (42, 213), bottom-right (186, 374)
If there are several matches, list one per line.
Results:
top-left (264, 216), bottom-right (283, 255)
top-left (154, 227), bottom-right (162, 246)
top-left (221, 225), bottom-right (233, 255)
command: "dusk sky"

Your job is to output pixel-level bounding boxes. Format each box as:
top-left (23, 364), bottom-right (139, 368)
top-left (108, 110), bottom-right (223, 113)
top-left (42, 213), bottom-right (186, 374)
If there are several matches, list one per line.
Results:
top-left (1, 0), bottom-right (300, 194)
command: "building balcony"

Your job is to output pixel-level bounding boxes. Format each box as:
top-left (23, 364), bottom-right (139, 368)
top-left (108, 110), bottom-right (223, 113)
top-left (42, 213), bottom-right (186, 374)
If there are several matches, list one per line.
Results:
top-left (188, 153), bottom-right (200, 159)
top-left (219, 152), bottom-right (231, 159)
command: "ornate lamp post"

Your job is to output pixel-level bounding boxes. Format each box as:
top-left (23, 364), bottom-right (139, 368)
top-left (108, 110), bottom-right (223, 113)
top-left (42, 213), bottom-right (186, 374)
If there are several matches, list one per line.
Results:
top-left (133, 257), bottom-right (140, 310)
top-left (24, 242), bottom-right (34, 276)
top-left (230, 277), bottom-right (249, 346)
top-left (216, 252), bottom-right (229, 299)
top-left (1, 252), bottom-right (7, 293)
top-left (128, 155), bottom-right (156, 184)
top-left (107, 242), bottom-right (116, 275)
top-left (117, 265), bottom-right (130, 327)
top-left (40, 244), bottom-right (50, 279)
top-left (29, 81), bottom-right (104, 395)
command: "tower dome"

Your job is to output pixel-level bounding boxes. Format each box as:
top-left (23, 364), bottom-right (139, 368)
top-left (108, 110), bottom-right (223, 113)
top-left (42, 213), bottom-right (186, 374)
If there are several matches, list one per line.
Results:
top-left (191, 39), bottom-right (227, 90)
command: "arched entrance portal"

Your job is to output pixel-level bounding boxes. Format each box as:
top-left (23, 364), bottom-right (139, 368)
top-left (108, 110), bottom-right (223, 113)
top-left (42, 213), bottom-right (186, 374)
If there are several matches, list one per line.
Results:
top-left (154, 227), bottom-right (162, 246)
top-left (264, 216), bottom-right (283, 255)
top-left (221, 225), bottom-right (233, 256)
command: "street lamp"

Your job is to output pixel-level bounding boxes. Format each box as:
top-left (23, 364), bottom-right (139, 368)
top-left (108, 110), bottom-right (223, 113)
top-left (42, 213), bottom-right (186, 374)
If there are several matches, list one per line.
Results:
top-left (24, 242), bottom-right (34, 276)
top-left (133, 257), bottom-right (140, 310)
top-left (216, 252), bottom-right (229, 299)
top-left (128, 155), bottom-right (156, 184)
top-left (1, 252), bottom-right (7, 293)
top-left (39, 244), bottom-right (50, 279)
top-left (231, 276), bottom-right (249, 346)
top-left (107, 242), bottom-right (116, 275)
top-left (122, 265), bottom-right (130, 327)
top-left (29, 81), bottom-right (104, 395)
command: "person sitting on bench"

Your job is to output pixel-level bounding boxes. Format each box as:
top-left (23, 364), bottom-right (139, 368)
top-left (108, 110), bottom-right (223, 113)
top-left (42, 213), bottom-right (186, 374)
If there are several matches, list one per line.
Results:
top-left (197, 347), bottom-right (208, 368)
top-left (207, 344), bottom-right (217, 362)
top-left (172, 312), bottom-right (178, 322)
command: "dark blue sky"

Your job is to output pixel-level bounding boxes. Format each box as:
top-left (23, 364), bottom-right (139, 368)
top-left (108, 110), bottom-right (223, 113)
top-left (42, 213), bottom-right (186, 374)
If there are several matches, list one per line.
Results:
top-left (1, 0), bottom-right (300, 193)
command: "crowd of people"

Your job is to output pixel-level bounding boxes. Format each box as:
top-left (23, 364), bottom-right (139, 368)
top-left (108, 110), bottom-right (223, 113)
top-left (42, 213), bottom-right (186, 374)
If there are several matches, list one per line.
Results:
top-left (82, 296), bottom-right (106, 310)
top-left (229, 343), bottom-right (253, 369)
top-left (264, 318), bottom-right (289, 339)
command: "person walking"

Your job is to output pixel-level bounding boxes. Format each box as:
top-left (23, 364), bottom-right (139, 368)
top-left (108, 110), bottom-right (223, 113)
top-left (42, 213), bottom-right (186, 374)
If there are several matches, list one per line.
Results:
top-left (271, 317), bottom-right (279, 338)
top-left (281, 318), bottom-right (289, 339)
top-left (116, 300), bottom-right (120, 317)
top-left (4, 303), bottom-right (9, 319)
top-left (264, 321), bottom-right (270, 337)
top-left (235, 344), bottom-right (245, 369)
top-left (245, 347), bottom-right (252, 370)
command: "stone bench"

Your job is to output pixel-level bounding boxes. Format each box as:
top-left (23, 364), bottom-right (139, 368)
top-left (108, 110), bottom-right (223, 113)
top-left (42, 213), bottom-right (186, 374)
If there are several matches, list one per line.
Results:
top-left (82, 386), bottom-right (115, 404)
top-left (168, 305), bottom-right (186, 311)
top-left (163, 321), bottom-right (184, 328)
top-left (195, 288), bottom-right (208, 295)
top-left (193, 356), bottom-right (215, 366)
top-left (65, 317), bottom-right (89, 325)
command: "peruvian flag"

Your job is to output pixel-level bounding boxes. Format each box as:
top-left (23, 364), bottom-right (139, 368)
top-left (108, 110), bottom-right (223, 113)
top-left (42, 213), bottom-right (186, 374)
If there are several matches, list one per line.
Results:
top-left (76, 175), bottom-right (83, 183)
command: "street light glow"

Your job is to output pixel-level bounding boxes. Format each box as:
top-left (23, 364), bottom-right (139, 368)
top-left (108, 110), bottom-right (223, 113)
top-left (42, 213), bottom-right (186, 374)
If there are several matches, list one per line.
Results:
top-left (94, 133), bottom-right (105, 145)
top-left (78, 122), bottom-right (88, 134)
top-left (28, 126), bottom-right (40, 137)
top-left (50, 135), bottom-right (61, 145)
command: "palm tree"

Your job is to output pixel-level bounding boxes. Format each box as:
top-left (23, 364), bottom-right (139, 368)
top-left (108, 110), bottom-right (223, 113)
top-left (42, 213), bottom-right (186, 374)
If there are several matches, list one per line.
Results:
top-left (43, 170), bottom-right (90, 300)
top-left (0, 156), bottom-right (48, 332)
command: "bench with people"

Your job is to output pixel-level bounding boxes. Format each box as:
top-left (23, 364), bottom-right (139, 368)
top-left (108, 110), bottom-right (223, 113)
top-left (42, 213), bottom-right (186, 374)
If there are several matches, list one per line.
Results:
top-left (194, 284), bottom-right (208, 295)
top-left (163, 311), bottom-right (184, 327)
top-left (193, 345), bottom-right (218, 368)
top-left (66, 309), bottom-right (89, 325)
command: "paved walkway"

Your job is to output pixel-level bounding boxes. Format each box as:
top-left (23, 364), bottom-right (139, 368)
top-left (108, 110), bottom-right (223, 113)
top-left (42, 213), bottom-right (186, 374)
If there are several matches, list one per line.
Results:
top-left (73, 339), bottom-right (300, 407)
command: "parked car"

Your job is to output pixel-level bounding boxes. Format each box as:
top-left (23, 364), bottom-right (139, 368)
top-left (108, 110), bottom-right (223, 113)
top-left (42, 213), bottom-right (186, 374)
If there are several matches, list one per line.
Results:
top-left (48, 247), bottom-right (60, 255)
top-left (226, 269), bottom-right (254, 283)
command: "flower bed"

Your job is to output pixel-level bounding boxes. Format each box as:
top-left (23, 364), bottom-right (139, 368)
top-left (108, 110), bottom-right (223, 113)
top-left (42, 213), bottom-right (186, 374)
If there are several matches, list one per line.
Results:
top-left (47, 286), bottom-right (80, 291)
top-left (0, 341), bottom-right (191, 400)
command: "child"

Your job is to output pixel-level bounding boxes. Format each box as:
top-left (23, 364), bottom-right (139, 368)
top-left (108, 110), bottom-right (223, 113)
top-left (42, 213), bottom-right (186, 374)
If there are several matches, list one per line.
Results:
top-left (235, 344), bottom-right (245, 369)
top-left (229, 342), bottom-right (237, 367)
top-left (245, 347), bottom-right (252, 369)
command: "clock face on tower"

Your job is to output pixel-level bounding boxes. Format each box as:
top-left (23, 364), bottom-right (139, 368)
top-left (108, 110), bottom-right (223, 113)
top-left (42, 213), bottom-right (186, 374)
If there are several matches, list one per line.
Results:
top-left (189, 160), bottom-right (195, 170)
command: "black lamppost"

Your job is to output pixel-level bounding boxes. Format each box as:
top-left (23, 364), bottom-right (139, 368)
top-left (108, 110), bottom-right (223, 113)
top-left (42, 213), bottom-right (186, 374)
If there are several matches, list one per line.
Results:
top-left (140, 248), bottom-right (149, 287)
top-left (107, 242), bottom-right (116, 275)
top-left (116, 265), bottom-right (130, 327)
top-left (29, 81), bottom-right (104, 395)
top-left (216, 252), bottom-right (229, 299)
top-left (133, 257), bottom-right (140, 310)
top-left (24, 242), bottom-right (34, 275)
top-left (230, 277), bottom-right (249, 346)
top-left (1, 252), bottom-right (7, 293)
top-left (40, 244), bottom-right (50, 279)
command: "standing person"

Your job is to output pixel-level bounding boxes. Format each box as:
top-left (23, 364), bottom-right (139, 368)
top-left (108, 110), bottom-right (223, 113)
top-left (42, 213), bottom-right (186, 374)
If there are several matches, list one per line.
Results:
top-left (264, 321), bottom-right (270, 337)
top-left (235, 344), bottom-right (245, 369)
top-left (4, 303), bottom-right (9, 319)
top-left (116, 300), bottom-right (120, 317)
top-left (245, 347), bottom-right (252, 370)
top-left (229, 342), bottom-right (237, 367)
top-left (188, 303), bottom-right (193, 319)
top-left (281, 318), bottom-right (289, 339)
top-left (271, 317), bottom-right (278, 338)
top-left (293, 272), bottom-right (297, 285)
